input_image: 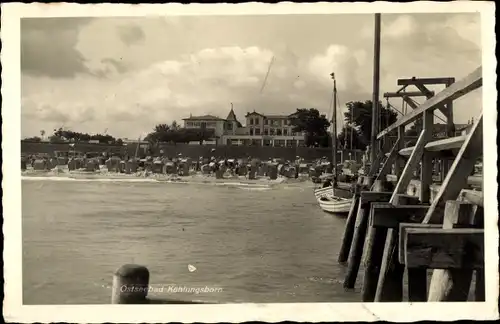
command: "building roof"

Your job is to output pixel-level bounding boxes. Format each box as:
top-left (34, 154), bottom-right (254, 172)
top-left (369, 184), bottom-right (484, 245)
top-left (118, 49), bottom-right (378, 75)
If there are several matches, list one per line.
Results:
top-left (245, 111), bottom-right (297, 118)
top-left (245, 111), bottom-right (266, 118)
top-left (226, 108), bottom-right (238, 121)
top-left (182, 114), bottom-right (226, 121)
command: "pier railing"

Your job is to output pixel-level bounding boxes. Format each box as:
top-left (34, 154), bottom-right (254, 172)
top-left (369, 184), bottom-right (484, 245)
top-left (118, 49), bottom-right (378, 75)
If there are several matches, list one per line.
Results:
top-left (338, 65), bottom-right (485, 302)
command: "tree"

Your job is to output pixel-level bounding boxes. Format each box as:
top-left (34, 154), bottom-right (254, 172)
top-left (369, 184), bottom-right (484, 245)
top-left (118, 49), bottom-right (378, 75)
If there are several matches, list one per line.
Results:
top-left (145, 123), bottom-right (215, 146)
top-left (343, 100), bottom-right (398, 148)
top-left (289, 108), bottom-right (331, 147)
top-left (337, 125), bottom-right (365, 150)
top-left (24, 136), bottom-right (42, 142)
top-left (50, 128), bottom-right (120, 144)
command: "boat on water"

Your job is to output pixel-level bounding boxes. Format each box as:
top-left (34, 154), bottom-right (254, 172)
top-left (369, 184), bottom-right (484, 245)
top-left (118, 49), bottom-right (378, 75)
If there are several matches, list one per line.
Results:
top-left (317, 195), bottom-right (353, 214)
top-left (314, 73), bottom-right (357, 215)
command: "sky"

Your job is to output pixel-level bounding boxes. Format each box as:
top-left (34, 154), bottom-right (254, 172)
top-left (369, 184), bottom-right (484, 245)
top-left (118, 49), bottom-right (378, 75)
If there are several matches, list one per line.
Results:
top-left (21, 12), bottom-right (483, 139)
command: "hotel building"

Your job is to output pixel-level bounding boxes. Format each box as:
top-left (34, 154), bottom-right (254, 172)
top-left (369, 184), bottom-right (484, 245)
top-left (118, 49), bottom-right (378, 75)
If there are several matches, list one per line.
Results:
top-left (182, 108), bottom-right (306, 146)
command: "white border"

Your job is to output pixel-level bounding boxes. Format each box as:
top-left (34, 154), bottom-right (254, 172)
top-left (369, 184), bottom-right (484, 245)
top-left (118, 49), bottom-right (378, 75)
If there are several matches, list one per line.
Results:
top-left (2, 2), bottom-right (498, 322)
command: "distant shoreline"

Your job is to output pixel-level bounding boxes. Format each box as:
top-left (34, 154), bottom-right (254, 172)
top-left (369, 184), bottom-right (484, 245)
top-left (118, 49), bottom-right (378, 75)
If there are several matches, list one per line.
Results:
top-left (20, 169), bottom-right (311, 187)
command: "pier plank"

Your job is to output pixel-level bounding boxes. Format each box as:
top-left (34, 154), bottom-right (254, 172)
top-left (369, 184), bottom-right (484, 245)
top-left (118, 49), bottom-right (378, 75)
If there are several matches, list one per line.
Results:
top-left (403, 228), bottom-right (484, 269)
top-left (427, 201), bottom-right (483, 301)
top-left (397, 77), bottom-right (456, 86)
top-left (371, 205), bottom-right (429, 229)
top-left (398, 135), bottom-right (467, 157)
top-left (383, 91), bottom-right (434, 98)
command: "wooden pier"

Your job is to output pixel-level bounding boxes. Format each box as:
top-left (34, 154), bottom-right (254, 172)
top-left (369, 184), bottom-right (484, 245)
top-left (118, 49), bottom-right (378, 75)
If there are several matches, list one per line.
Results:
top-left (338, 65), bottom-right (485, 302)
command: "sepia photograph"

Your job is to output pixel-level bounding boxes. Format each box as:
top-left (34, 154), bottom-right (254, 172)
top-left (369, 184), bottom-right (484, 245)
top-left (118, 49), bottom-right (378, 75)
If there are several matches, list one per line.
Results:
top-left (2, 2), bottom-right (498, 323)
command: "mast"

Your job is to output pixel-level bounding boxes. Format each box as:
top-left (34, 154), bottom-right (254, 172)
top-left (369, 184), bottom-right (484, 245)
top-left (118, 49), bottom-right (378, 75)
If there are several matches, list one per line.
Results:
top-left (370, 13), bottom-right (382, 165)
top-left (330, 72), bottom-right (338, 188)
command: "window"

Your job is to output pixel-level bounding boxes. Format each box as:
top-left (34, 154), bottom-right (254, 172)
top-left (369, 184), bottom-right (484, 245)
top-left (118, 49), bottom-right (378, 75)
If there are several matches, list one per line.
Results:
top-left (276, 129), bottom-right (282, 136)
top-left (283, 128), bottom-right (288, 136)
top-left (270, 128), bottom-right (275, 135)
top-left (227, 123), bottom-right (233, 131)
top-left (255, 128), bottom-right (261, 135)
top-left (263, 129), bottom-right (268, 135)
top-left (264, 119), bottom-right (269, 125)
top-left (250, 128), bottom-right (254, 136)
top-left (249, 118), bottom-right (254, 125)
top-left (275, 140), bottom-right (285, 147)
top-left (255, 118), bottom-right (260, 125)
top-left (252, 139), bottom-right (261, 146)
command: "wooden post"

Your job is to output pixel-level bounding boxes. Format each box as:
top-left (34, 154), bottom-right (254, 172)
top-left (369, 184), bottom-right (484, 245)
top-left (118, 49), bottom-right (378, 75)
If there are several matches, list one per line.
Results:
top-left (374, 194), bottom-right (420, 302)
top-left (474, 269), bottom-right (485, 301)
top-left (427, 201), bottom-right (482, 301)
top-left (112, 264), bottom-right (150, 304)
top-left (338, 195), bottom-right (360, 263)
top-left (343, 191), bottom-right (392, 289)
top-left (422, 114), bottom-right (483, 224)
top-left (361, 181), bottom-right (393, 301)
top-left (420, 109), bottom-right (434, 203)
top-left (445, 78), bottom-right (455, 137)
top-left (394, 126), bottom-right (405, 179)
top-left (375, 139), bottom-right (400, 182)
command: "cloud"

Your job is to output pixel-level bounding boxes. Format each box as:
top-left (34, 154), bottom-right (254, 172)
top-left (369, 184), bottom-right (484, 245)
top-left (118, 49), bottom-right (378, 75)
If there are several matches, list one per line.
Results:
top-left (117, 24), bottom-right (146, 46)
top-left (21, 18), bottom-right (93, 78)
top-left (21, 13), bottom-right (482, 139)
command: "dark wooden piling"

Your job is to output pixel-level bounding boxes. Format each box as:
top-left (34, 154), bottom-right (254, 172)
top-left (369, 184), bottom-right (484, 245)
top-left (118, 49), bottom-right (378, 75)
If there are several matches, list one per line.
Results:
top-left (338, 194), bottom-right (360, 263)
top-left (112, 264), bottom-right (150, 304)
top-left (374, 194), bottom-right (420, 302)
top-left (343, 191), bottom-right (392, 289)
top-left (361, 180), bottom-right (393, 302)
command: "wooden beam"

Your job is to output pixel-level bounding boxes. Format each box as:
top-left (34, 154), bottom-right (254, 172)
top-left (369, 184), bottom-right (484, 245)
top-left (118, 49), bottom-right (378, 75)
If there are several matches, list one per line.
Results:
top-left (427, 201), bottom-right (483, 301)
top-left (394, 126), bottom-right (405, 178)
top-left (411, 82), bottom-right (449, 117)
top-left (399, 223), bottom-right (442, 264)
top-left (398, 77), bottom-right (456, 86)
top-left (383, 91), bottom-right (434, 98)
top-left (422, 114), bottom-right (483, 224)
top-left (445, 79), bottom-right (455, 137)
top-left (377, 67), bottom-right (482, 139)
top-left (375, 138), bottom-right (400, 181)
top-left (420, 109), bottom-right (434, 203)
top-left (403, 228), bottom-right (484, 269)
top-left (390, 129), bottom-right (430, 204)
top-left (371, 204), bottom-right (429, 229)
top-left (384, 176), bottom-right (483, 191)
top-left (399, 223), bottom-right (442, 302)
top-left (398, 135), bottom-right (467, 156)
top-left (360, 191), bottom-right (393, 208)
top-left (403, 96), bottom-right (419, 109)
top-left (458, 189), bottom-right (483, 207)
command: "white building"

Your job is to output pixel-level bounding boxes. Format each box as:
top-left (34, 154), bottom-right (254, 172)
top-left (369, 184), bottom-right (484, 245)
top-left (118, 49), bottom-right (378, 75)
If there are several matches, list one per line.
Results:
top-left (182, 108), bottom-right (306, 146)
top-left (221, 111), bottom-right (305, 147)
top-left (182, 108), bottom-right (242, 145)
